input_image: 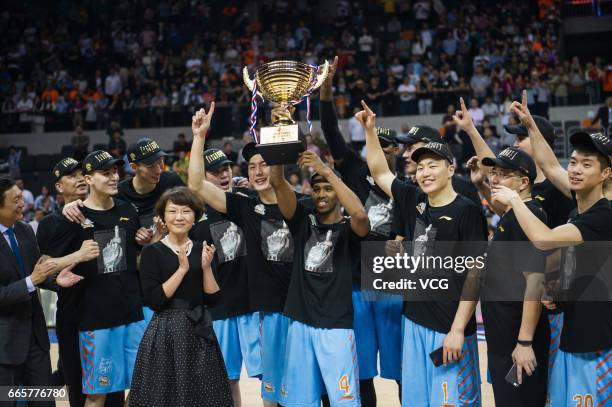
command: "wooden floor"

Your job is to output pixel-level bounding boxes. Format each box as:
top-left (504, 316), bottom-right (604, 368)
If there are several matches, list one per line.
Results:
top-left (50, 342), bottom-right (496, 406)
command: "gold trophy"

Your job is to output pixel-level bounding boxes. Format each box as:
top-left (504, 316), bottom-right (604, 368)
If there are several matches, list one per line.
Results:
top-left (243, 60), bottom-right (329, 164)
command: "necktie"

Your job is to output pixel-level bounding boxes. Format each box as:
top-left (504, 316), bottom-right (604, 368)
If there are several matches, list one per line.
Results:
top-left (6, 228), bottom-right (26, 278)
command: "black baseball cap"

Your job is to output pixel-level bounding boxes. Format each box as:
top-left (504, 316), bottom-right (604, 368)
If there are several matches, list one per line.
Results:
top-left (241, 142), bottom-right (259, 163)
top-left (482, 147), bottom-right (537, 183)
top-left (396, 126), bottom-right (443, 145)
top-left (204, 148), bottom-right (233, 172)
top-left (570, 131), bottom-right (612, 166)
top-left (52, 157), bottom-right (81, 181)
top-left (82, 150), bottom-right (124, 174)
top-left (310, 169), bottom-right (342, 187)
top-left (504, 116), bottom-right (556, 146)
top-left (376, 127), bottom-right (398, 147)
top-left (127, 138), bottom-right (167, 165)
top-left (411, 142), bottom-right (454, 164)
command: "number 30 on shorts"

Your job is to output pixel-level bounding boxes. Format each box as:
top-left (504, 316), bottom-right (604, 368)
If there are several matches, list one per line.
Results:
top-left (573, 394), bottom-right (594, 407)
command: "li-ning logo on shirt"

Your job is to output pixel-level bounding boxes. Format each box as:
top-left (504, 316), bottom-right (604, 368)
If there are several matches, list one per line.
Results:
top-left (499, 148), bottom-right (518, 160)
top-left (119, 217), bottom-right (130, 222)
top-left (438, 215), bottom-right (453, 221)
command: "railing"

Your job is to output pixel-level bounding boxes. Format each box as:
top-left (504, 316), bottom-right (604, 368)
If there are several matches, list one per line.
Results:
top-left (562, 0), bottom-right (612, 16)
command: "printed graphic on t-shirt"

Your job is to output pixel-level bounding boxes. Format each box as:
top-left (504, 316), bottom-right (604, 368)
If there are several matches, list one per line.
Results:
top-left (365, 191), bottom-right (393, 236)
top-left (304, 229), bottom-right (337, 273)
top-left (560, 246), bottom-right (576, 291)
top-left (95, 226), bottom-right (127, 274)
top-left (412, 218), bottom-right (437, 259)
top-left (260, 218), bottom-right (294, 262)
top-left (210, 220), bottom-right (246, 263)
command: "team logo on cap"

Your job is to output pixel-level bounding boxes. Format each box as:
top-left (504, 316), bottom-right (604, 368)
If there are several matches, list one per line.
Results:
top-left (55, 170), bottom-right (60, 178)
top-left (409, 126), bottom-right (420, 135)
top-left (499, 148), bottom-right (518, 160)
top-left (130, 153), bottom-right (136, 161)
top-left (139, 141), bottom-right (161, 155)
top-left (425, 142), bottom-right (444, 151)
top-left (86, 163), bottom-right (92, 172)
top-left (206, 150), bottom-right (227, 163)
top-left (376, 127), bottom-right (392, 136)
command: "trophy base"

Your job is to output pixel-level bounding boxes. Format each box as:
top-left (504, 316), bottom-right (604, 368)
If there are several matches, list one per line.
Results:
top-left (257, 124), bottom-right (306, 165)
top-left (256, 139), bottom-right (306, 165)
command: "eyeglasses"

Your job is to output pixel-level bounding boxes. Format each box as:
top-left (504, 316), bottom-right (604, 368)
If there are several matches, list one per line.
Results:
top-left (488, 170), bottom-right (522, 179)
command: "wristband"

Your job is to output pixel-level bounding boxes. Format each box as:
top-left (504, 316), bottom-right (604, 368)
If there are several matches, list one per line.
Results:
top-left (517, 339), bottom-right (533, 346)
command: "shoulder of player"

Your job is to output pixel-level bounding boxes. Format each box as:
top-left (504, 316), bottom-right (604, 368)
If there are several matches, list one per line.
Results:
top-left (160, 171), bottom-right (185, 187)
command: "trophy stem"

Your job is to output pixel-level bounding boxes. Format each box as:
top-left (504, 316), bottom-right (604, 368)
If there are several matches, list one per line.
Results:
top-left (271, 103), bottom-right (296, 126)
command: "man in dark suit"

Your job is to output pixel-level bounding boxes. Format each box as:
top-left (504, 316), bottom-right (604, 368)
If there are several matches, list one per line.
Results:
top-left (0, 177), bottom-right (94, 406)
top-left (591, 96), bottom-right (612, 132)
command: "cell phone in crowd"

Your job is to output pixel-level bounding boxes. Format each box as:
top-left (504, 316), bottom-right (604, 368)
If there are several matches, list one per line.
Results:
top-left (505, 363), bottom-right (520, 387)
top-left (429, 346), bottom-right (444, 367)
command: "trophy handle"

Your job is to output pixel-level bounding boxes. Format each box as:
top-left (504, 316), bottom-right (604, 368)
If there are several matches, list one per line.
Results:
top-left (311, 60), bottom-right (330, 91)
top-left (243, 67), bottom-right (261, 96)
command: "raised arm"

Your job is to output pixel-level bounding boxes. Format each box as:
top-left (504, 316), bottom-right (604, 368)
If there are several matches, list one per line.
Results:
top-left (269, 164), bottom-right (297, 221)
top-left (511, 91), bottom-right (571, 198)
top-left (319, 56), bottom-right (349, 163)
top-left (187, 102), bottom-right (228, 214)
top-left (298, 151), bottom-right (369, 237)
top-left (491, 185), bottom-right (582, 250)
top-left (358, 100), bottom-right (395, 198)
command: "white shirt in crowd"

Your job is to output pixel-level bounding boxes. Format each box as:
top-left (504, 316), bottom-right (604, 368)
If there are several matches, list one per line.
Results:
top-left (104, 73), bottom-right (122, 96)
top-left (348, 116), bottom-right (365, 142)
top-left (469, 107), bottom-right (485, 127)
top-left (397, 83), bottom-right (416, 102)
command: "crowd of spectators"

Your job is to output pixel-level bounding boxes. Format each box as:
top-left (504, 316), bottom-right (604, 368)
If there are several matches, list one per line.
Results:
top-left (0, 0), bottom-right (610, 138)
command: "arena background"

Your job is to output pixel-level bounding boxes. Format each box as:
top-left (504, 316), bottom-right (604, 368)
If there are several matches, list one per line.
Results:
top-left (1, 0), bottom-right (611, 405)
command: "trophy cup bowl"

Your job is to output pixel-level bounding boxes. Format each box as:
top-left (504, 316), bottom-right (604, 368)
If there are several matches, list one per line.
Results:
top-left (243, 60), bottom-right (329, 164)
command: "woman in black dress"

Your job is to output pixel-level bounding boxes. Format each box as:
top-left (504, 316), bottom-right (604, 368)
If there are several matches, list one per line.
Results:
top-left (129, 187), bottom-right (233, 406)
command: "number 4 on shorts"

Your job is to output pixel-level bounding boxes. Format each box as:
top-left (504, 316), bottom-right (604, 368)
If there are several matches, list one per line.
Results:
top-left (339, 374), bottom-right (353, 400)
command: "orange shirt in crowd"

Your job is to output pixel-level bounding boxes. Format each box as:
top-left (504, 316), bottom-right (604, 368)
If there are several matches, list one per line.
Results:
top-left (603, 69), bottom-right (612, 92)
top-left (41, 88), bottom-right (59, 102)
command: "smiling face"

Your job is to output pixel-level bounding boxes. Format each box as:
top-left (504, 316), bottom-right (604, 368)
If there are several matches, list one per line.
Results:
top-left (85, 166), bottom-right (120, 196)
top-left (312, 181), bottom-right (340, 216)
top-left (0, 185), bottom-right (25, 225)
top-left (163, 201), bottom-right (196, 236)
top-left (415, 155), bottom-right (454, 194)
top-left (402, 141), bottom-right (426, 175)
top-left (206, 163), bottom-right (233, 192)
top-left (247, 154), bottom-right (271, 192)
top-left (487, 166), bottom-right (529, 193)
top-left (567, 149), bottom-right (611, 193)
top-left (56, 169), bottom-right (88, 200)
top-left (131, 157), bottom-right (164, 185)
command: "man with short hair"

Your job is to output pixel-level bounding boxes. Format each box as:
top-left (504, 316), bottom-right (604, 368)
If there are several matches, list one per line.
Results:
top-left (0, 176), bottom-right (88, 406)
top-left (269, 150), bottom-right (369, 407)
top-left (359, 101), bottom-right (487, 406)
top-left (477, 148), bottom-right (551, 406)
top-left (38, 158), bottom-right (125, 407)
top-left (188, 104), bottom-right (262, 406)
top-left (50, 151), bottom-right (148, 407)
top-left (492, 97), bottom-right (612, 407)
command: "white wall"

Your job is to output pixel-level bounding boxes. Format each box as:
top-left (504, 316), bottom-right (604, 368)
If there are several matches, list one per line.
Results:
top-left (0, 104), bottom-right (601, 155)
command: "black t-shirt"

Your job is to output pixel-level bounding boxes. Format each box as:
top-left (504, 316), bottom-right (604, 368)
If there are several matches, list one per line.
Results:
top-left (225, 193), bottom-right (294, 313)
top-left (532, 179), bottom-right (575, 228)
top-left (391, 175), bottom-right (481, 241)
top-left (481, 200), bottom-right (550, 356)
top-left (116, 172), bottom-right (184, 228)
top-left (191, 206), bottom-right (250, 320)
top-left (37, 209), bottom-right (81, 324)
top-left (560, 198), bottom-right (612, 352)
top-left (283, 201), bottom-right (361, 329)
top-left (336, 147), bottom-right (395, 241)
top-left (139, 241), bottom-right (215, 312)
top-left (391, 178), bottom-right (488, 335)
top-left (45, 200), bottom-right (144, 331)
